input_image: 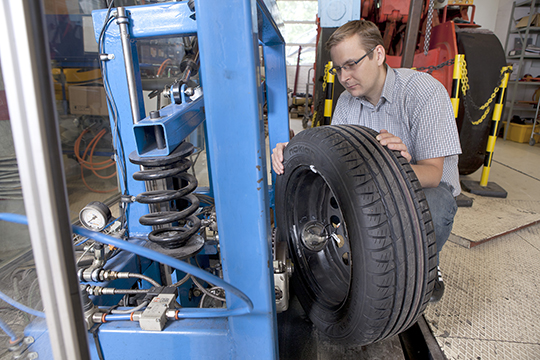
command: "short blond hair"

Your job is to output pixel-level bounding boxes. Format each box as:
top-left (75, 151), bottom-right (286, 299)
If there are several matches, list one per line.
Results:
top-left (325, 20), bottom-right (384, 58)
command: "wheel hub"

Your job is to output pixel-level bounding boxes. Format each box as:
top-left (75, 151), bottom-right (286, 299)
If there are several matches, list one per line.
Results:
top-left (300, 221), bottom-right (328, 251)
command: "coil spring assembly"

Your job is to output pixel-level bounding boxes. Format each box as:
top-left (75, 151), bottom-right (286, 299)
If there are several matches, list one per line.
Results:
top-left (129, 142), bottom-right (201, 250)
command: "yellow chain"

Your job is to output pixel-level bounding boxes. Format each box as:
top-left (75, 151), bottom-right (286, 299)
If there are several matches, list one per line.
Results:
top-left (460, 58), bottom-right (502, 125)
top-left (312, 110), bottom-right (318, 127)
top-left (322, 62), bottom-right (331, 91)
top-left (313, 63), bottom-right (333, 128)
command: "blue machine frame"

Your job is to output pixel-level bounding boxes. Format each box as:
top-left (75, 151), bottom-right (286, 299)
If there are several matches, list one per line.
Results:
top-left (26, 0), bottom-right (290, 358)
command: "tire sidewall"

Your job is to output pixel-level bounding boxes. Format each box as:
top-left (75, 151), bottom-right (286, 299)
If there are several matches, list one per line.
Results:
top-left (276, 128), bottom-right (376, 339)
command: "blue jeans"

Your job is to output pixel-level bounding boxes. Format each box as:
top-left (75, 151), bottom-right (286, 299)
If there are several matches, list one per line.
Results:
top-left (423, 182), bottom-right (458, 264)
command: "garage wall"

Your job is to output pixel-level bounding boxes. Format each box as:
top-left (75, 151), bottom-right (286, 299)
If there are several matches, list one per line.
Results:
top-left (474, 0), bottom-right (515, 48)
top-left (473, 0), bottom-right (501, 34)
top-left (492, 0), bottom-right (515, 47)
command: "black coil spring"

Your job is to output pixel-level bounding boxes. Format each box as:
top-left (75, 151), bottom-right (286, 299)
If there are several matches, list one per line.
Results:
top-left (129, 142), bottom-right (201, 249)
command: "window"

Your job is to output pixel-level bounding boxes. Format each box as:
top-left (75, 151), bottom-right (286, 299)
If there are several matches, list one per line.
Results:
top-left (277, 0), bottom-right (318, 66)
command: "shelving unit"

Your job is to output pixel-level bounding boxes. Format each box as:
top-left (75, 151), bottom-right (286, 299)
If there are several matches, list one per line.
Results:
top-left (503, 0), bottom-right (540, 141)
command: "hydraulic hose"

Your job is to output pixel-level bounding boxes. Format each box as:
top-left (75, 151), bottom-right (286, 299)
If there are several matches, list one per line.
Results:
top-left (0, 213), bottom-right (253, 319)
top-left (127, 273), bottom-right (160, 287)
top-left (0, 288), bottom-right (45, 318)
top-left (110, 301), bottom-right (148, 314)
top-left (112, 289), bottom-right (148, 294)
top-left (171, 273), bottom-right (190, 287)
top-left (101, 306), bottom-right (251, 322)
top-left (102, 314), bottom-right (131, 321)
top-left (191, 276), bottom-right (226, 302)
top-left (84, 287), bottom-right (149, 295)
top-left (0, 317), bottom-right (17, 342)
top-left (74, 128), bottom-right (117, 193)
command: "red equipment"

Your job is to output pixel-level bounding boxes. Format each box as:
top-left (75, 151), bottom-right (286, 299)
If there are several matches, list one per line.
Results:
top-left (362, 0), bottom-right (478, 95)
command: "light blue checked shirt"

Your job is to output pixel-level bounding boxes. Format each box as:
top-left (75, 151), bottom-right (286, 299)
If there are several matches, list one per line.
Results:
top-left (332, 65), bottom-right (462, 196)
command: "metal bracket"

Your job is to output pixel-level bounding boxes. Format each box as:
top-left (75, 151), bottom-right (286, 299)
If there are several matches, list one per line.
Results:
top-left (273, 241), bottom-right (293, 313)
top-left (10, 336), bottom-right (36, 359)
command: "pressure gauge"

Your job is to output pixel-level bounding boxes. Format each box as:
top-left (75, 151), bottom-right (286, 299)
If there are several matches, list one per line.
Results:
top-left (79, 201), bottom-right (112, 231)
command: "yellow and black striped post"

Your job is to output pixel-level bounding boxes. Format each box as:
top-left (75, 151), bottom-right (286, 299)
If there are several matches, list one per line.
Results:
top-left (480, 65), bottom-right (512, 187)
top-left (461, 65), bottom-right (512, 198)
top-left (323, 61), bottom-right (335, 125)
top-left (451, 54), bottom-right (464, 119)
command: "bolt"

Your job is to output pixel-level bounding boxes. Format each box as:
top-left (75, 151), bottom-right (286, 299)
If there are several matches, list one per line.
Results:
top-left (149, 110), bottom-right (161, 119)
top-left (275, 287), bottom-right (283, 300)
top-left (331, 233), bottom-right (345, 248)
top-left (286, 259), bottom-right (294, 276)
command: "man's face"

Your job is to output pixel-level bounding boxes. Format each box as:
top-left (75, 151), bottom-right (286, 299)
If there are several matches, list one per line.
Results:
top-left (329, 34), bottom-right (384, 104)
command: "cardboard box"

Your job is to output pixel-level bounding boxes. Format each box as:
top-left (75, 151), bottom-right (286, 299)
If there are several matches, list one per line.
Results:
top-left (52, 68), bottom-right (102, 101)
top-left (501, 121), bottom-right (540, 143)
top-left (516, 13), bottom-right (540, 28)
top-left (69, 85), bottom-right (108, 116)
top-left (43, 0), bottom-right (79, 14)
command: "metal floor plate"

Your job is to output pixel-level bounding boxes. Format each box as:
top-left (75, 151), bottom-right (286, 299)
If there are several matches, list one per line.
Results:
top-left (449, 194), bottom-right (540, 248)
top-left (424, 224), bottom-right (540, 359)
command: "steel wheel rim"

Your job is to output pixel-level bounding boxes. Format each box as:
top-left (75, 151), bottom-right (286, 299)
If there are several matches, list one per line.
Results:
top-left (286, 166), bottom-right (352, 307)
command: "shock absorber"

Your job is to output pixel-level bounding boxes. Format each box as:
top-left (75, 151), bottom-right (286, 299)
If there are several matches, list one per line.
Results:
top-left (129, 141), bottom-right (203, 258)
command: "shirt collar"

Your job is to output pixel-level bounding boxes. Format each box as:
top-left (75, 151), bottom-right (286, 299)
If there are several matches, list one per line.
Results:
top-left (380, 64), bottom-right (395, 105)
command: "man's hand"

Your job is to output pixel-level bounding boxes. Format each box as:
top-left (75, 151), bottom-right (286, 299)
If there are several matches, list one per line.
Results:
top-left (272, 142), bottom-right (289, 175)
top-left (376, 129), bottom-right (443, 188)
top-left (376, 129), bottom-right (412, 162)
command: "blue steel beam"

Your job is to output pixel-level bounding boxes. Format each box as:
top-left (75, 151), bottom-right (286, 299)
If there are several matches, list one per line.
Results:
top-left (133, 96), bottom-right (205, 157)
top-left (258, 0), bottom-right (285, 45)
top-left (92, 2), bottom-right (197, 39)
top-left (259, 0), bottom-right (290, 153)
top-left (197, 0), bottom-right (283, 357)
top-left (264, 43), bottom-right (290, 200)
top-left (257, 1), bottom-right (291, 202)
top-left (26, 317), bottom-right (231, 360)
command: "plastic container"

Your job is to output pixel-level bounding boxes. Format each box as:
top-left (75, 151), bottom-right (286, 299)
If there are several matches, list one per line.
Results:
top-left (501, 121), bottom-right (540, 143)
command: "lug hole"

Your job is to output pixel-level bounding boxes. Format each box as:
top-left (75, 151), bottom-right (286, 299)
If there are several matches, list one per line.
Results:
top-left (342, 252), bottom-right (349, 265)
top-left (330, 215), bottom-right (341, 228)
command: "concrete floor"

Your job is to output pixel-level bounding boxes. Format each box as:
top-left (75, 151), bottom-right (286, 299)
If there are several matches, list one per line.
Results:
top-left (461, 139), bottom-right (540, 201)
top-left (427, 137), bottom-right (540, 359)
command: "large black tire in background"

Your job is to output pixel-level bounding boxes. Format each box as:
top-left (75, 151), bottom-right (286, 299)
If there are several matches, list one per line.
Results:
top-left (275, 125), bottom-right (437, 345)
top-left (456, 30), bottom-right (507, 175)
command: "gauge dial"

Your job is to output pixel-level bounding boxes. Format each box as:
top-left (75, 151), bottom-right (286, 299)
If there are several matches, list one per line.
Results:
top-left (79, 201), bottom-right (111, 231)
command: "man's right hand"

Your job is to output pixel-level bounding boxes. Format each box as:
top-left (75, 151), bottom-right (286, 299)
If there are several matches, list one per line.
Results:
top-left (271, 142), bottom-right (289, 175)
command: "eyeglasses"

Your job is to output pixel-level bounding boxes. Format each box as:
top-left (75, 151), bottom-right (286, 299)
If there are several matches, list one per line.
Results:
top-left (329, 46), bottom-right (376, 76)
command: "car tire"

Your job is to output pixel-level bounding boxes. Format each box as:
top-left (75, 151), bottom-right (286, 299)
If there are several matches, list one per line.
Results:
top-left (275, 125), bottom-right (437, 345)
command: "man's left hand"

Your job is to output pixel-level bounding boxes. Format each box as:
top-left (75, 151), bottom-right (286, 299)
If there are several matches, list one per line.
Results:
top-left (376, 129), bottom-right (443, 188)
top-left (376, 129), bottom-right (412, 162)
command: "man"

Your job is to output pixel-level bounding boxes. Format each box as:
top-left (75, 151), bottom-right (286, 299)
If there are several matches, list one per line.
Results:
top-left (272, 20), bottom-right (461, 302)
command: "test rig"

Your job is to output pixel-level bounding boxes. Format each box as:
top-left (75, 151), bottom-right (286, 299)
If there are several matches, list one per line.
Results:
top-left (1, 0), bottom-right (291, 358)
